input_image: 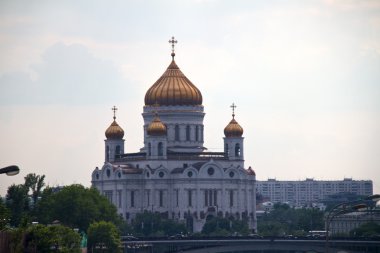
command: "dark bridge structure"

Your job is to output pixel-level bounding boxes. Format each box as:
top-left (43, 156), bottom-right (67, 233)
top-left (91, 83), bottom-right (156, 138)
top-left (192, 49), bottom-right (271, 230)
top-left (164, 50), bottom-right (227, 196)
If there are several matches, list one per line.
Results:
top-left (123, 238), bottom-right (380, 253)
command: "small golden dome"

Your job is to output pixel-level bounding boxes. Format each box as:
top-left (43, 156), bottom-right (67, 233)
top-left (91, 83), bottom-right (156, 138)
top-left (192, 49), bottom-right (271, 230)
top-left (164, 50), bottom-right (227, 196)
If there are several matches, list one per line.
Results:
top-left (224, 117), bottom-right (243, 137)
top-left (105, 120), bottom-right (124, 139)
top-left (147, 115), bottom-right (167, 136)
top-left (144, 58), bottom-right (203, 106)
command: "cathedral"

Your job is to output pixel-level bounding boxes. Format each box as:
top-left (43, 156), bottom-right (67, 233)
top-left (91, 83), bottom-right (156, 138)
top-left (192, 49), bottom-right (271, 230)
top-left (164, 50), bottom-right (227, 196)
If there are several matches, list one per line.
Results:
top-left (91, 38), bottom-right (257, 233)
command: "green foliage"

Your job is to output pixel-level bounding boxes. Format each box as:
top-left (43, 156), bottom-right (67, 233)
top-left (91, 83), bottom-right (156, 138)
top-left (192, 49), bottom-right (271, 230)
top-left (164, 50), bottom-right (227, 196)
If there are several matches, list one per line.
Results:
top-left (350, 222), bottom-right (380, 237)
top-left (131, 211), bottom-right (187, 237)
top-left (87, 221), bottom-right (121, 253)
top-left (258, 203), bottom-right (324, 236)
top-left (0, 198), bottom-right (10, 229)
top-left (23, 224), bottom-right (81, 253)
top-left (201, 216), bottom-right (249, 236)
top-left (35, 185), bottom-right (121, 231)
top-left (5, 173), bottom-right (47, 227)
top-left (24, 173), bottom-right (45, 207)
top-left (6, 184), bottom-right (29, 227)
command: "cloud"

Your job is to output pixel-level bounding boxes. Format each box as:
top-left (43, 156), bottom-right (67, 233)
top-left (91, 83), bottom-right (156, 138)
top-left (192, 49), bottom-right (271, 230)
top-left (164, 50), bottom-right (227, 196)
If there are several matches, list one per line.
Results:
top-left (0, 42), bottom-right (133, 105)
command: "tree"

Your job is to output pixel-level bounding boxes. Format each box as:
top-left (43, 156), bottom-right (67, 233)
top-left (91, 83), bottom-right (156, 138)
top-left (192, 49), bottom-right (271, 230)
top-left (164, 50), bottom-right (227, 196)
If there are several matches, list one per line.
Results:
top-left (87, 221), bottom-right (121, 253)
top-left (201, 216), bottom-right (249, 236)
top-left (35, 184), bottom-right (121, 231)
top-left (0, 198), bottom-right (10, 230)
top-left (23, 224), bottom-right (81, 253)
top-left (6, 184), bottom-right (29, 227)
top-left (257, 203), bottom-right (324, 236)
top-left (350, 222), bottom-right (380, 237)
top-left (131, 211), bottom-right (187, 237)
top-left (24, 173), bottom-right (45, 207)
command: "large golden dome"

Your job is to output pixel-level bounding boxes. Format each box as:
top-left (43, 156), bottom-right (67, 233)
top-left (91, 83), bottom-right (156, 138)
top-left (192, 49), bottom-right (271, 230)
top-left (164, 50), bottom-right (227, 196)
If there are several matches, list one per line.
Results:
top-left (224, 117), bottom-right (243, 137)
top-left (144, 57), bottom-right (203, 106)
top-left (105, 120), bottom-right (124, 139)
top-left (147, 114), bottom-right (167, 136)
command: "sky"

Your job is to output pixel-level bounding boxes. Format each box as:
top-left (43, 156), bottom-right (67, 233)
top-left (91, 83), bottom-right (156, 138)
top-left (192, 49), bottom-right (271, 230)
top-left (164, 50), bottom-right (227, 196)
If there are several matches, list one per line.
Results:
top-left (0, 0), bottom-right (379, 196)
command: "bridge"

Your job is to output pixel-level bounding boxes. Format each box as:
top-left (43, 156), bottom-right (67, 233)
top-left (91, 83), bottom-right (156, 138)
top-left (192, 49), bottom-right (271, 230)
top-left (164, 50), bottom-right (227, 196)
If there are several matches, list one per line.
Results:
top-left (123, 238), bottom-right (380, 253)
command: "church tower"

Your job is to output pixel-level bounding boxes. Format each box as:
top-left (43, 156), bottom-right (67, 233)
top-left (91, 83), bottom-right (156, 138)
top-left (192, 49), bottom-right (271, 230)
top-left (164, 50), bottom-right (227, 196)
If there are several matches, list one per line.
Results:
top-left (142, 37), bottom-right (205, 154)
top-left (224, 103), bottom-right (244, 161)
top-left (145, 110), bottom-right (168, 159)
top-left (104, 106), bottom-right (125, 162)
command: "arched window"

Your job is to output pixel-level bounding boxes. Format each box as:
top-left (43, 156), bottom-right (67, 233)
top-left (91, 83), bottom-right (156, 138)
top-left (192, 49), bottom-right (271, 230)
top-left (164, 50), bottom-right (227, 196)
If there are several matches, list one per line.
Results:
top-left (106, 146), bottom-right (110, 162)
top-left (148, 143), bottom-right (151, 156)
top-left (235, 143), bottom-right (241, 157)
top-left (225, 143), bottom-right (229, 155)
top-left (175, 125), bottom-right (180, 141)
top-left (195, 126), bottom-right (199, 141)
top-left (201, 126), bottom-right (204, 142)
top-left (159, 190), bottom-right (164, 207)
top-left (158, 142), bottom-right (163, 156)
top-left (186, 125), bottom-right (190, 141)
top-left (116, 145), bottom-right (121, 155)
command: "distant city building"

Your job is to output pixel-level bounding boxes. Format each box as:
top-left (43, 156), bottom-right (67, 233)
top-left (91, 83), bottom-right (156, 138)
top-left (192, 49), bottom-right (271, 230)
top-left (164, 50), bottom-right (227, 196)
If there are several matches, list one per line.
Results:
top-left (257, 178), bottom-right (373, 206)
top-left (91, 39), bottom-right (257, 233)
top-left (330, 211), bottom-right (380, 235)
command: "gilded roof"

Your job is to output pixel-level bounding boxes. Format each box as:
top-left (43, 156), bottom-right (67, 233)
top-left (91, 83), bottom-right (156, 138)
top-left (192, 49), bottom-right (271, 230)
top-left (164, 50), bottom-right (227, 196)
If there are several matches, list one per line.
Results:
top-left (105, 120), bottom-right (124, 139)
top-left (147, 115), bottom-right (167, 136)
top-left (144, 59), bottom-right (203, 106)
top-left (224, 117), bottom-right (243, 137)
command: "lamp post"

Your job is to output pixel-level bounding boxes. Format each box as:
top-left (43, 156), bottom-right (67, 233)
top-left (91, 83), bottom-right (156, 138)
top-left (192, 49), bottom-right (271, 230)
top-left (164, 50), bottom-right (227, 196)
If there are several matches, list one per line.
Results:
top-left (0, 165), bottom-right (20, 176)
top-left (325, 194), bottom-right (379, 253)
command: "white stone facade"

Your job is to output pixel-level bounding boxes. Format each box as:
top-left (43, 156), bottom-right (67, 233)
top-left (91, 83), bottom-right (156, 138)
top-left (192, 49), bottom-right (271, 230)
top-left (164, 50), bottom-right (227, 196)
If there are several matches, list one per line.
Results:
top-left (91, 55), bottom-right (257, 233)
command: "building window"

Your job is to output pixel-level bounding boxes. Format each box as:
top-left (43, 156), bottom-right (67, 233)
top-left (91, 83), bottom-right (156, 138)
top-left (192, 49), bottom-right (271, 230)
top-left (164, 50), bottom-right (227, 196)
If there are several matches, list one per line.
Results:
top-left (146, 190), bottom-right (150, 207)
top-left (148, 143), bottom-right (151, 156)
top-left (186, 125), bottom-right (190, 141)
top-left (188, 190), bottom-right (192, 207)
top-left (116, 145), bottom-right (121, 155)
top-left (201, 126), bottom-right (204, 142)
top-left (176, 190), bottom-right (179, 207)
top-left (229, 171), bottom-right (234, 178)
top-left (235, 143), bottom-right (241, 157)
top-left (187, 171), bottom-right (193, 178)
top-left (131, 191), bottom-right (135, 207)
top-left (195, 126), bottom-right (199, 141)
top-left (229, 190), bottom-right (234, 207)
top-left (159, 190), bottom-right (164, 207)
top-left (106, 169), bottom-right (111, 178)
top-left (104, 190), bottom-right (113, 203)
top-left (204, 190), bottom-right (217, 207)
top-left (118, 190), bottom-right (122, 208)
top-left (175, 125), bottom-right (180, 141)
top-left (106, 146), bottom-right (109, 161)
top-left (208, 167), bottom-right (214, 176)
top-left (159, 171), bottom-right (164, 178)
top-left (158, 142), bottom-right (163, 156)
top-left (225, 143), bottom-right (229, 155)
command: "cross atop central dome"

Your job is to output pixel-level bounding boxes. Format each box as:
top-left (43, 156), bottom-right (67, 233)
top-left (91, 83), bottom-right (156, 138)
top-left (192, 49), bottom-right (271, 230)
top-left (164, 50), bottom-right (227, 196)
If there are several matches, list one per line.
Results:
top-left (144, 37), bottom-right (203, 106)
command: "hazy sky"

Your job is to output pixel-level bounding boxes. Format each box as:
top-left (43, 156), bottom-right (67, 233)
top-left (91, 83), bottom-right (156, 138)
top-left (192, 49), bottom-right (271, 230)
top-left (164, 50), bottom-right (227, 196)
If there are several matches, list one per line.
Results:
top-left (1, 0), bottom-right (379, 196)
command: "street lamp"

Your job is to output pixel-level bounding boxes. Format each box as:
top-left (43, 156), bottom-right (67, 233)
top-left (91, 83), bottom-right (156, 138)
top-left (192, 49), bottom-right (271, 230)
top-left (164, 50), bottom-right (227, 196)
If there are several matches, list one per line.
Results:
top-left (0, 165), bottom-right (20, 176)
top-left (325, 194), bottom-right (379, 253)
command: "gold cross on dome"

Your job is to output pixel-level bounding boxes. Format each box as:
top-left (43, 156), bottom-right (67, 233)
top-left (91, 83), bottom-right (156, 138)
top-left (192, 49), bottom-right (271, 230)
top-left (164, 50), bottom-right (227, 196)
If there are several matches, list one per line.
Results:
top-left (112, 106), bottom-right (118, 120)
top-left (168, 36), bottom-right (178, 55)
top-left (230, 103), bottom-right (237, 118)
